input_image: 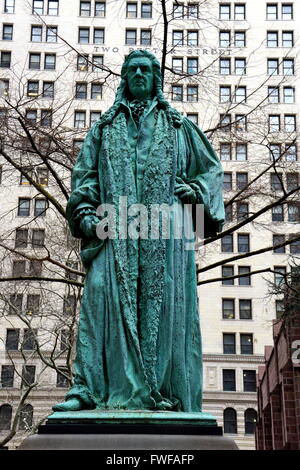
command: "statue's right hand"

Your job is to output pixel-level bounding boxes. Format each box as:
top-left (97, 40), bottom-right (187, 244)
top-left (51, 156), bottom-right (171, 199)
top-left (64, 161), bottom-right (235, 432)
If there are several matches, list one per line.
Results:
top-left (79, 215), bottom-right (100, 239)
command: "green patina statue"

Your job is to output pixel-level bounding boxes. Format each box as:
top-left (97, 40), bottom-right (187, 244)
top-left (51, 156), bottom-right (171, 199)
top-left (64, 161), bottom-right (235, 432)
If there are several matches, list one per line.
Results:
top-left (53, 50), bottom-right (224, 413)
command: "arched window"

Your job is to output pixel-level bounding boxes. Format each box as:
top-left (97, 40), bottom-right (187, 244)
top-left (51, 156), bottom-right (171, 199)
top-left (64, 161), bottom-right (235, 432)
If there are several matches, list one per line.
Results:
top-left (223, 407), bottom-right (237, 434)
top-left (244, 408), bottom-right (257, 434)
top-left (18, 404), bottom-right (33, 430)
top-left (0, 404), bottom-right (12, 430)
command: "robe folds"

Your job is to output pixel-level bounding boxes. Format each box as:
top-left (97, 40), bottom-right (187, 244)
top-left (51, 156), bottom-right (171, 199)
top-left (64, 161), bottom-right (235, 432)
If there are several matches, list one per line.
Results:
top-left (65, 101), bottom-right (225, 411)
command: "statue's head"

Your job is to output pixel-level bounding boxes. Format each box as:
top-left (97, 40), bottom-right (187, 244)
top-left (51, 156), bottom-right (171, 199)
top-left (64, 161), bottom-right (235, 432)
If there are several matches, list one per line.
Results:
top-left (118, 50), bottom-right (166, 103)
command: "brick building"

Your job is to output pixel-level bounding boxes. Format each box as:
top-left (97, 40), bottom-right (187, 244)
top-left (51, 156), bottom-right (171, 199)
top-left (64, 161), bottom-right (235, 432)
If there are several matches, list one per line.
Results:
top-left (256, 309), bottom-right (300, 449)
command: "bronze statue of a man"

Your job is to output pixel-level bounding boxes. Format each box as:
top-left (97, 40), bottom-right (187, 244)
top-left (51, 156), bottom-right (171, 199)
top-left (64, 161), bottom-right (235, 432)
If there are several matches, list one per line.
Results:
top-left (53, 50), bottom-right (224, 412)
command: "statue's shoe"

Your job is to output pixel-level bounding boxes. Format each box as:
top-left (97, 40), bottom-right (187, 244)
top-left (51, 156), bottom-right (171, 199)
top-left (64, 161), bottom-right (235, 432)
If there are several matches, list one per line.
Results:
top-left (52, 397), bottom-right (83, 412)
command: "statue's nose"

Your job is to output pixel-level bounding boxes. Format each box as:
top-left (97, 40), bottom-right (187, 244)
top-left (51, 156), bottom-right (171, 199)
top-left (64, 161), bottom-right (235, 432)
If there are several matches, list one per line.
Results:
top-left (135, 67), bottom-right (142, 76)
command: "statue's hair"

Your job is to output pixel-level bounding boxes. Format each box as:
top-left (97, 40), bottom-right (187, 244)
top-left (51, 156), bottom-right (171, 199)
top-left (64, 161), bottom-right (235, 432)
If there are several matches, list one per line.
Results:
top-left (99, 50), bottom-right (183, 128)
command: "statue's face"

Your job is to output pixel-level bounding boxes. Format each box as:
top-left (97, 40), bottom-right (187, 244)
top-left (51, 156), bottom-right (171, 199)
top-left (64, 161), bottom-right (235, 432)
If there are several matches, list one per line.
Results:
top-left (127, 57), bottom-right (154, 100)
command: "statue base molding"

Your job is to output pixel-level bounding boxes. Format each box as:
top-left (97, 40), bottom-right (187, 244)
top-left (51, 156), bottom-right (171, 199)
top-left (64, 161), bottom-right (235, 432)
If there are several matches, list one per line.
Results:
top-left (18, 410), bottom-right (238, 450)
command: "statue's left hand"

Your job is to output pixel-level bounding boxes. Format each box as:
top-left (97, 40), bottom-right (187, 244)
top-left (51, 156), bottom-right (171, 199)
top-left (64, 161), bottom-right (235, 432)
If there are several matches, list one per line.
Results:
top-left (79, 215), bottom-right (100, 239)
top-left (174, 176), bottom-right (197, 203)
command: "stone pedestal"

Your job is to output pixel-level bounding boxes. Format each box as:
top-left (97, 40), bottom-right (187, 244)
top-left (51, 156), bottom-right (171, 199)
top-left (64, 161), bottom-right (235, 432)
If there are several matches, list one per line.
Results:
top-left (18, 410), bottom-right (238, 450)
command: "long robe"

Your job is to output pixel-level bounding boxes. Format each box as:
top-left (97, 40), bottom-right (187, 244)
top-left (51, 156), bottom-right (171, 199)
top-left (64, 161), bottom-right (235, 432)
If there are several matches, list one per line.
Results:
top-left (65, 100), bottom-right (224, 411)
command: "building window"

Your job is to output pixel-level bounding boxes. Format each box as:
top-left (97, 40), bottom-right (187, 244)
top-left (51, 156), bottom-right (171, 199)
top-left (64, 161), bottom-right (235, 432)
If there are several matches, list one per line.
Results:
top-left (245, 409), bottom-right (257, 435)
top-left (222, 265), bottom-right (234, 285)
top-left (266, 3), bottom-right (278, 20)
top-left (172, 30), bottom-right (183, 46)
top-left (269, 114), bottom-right (280, 132)
top-left (267, 31), bottom-right (278, 47)
top-left (268, 86), bottom-right (279, 103)
top-left (223, 370), bottom-right (236, 391)
top-left (186, 57), bottom-right (198, 75)
top-left (187, 85), bottom-right (198, 102)
top-left (79, 27), bottom-right (89, 44)
top-left (1, 366), bottom-right (14, 388)
top-left (223, 333), bottom-right (236, 354)
top-left (187, 3), bottom-right (198, 18)
top-left (95, 1), bottom-right (105, 16)
top-left (5, 329), bottom-right (19, 350)
top-left (12, 260), bottom-right (26, 277)
top-left (221, 112), bottom-right (232, 129)
top-left (290, 239), bottom-right (300, 254)
top-left (29, 260), bottom-right (43, 276)
top-left (236, 113), bottom-right (247, 129)
top-left (269, 143), bottom-right (281, 160)
top-left (47, 0), bottom-right (59, 15)
top-left (223, 173), bottom-right (232, 191)
top-left (44, 53), bottom-right (56, 69)
top-left (90, 111), bottom-right (101, 126)
top-left (224, 408), bottom-right (237, 434)
top-left (286, 144), bottom-right (297, 161)
top-left (286, 172), bottom-right (298, 192)
top-left (57, 368), bottom-right (69, 388)
top-left (239, 299), bottom-right (252, 319)
top-left (238, 266), bottom-right (251, 286)
top-left (272, 205), bottom-right (284, 222)
top-left (288, 203), bottom-right (300, 222)
top-left (236, 172), bottom-right (248, 190)
top-left (267, 58), bottom-right (279, 75)
top-left (241, 334), bottom-right (253, 354)
top-left (60, 330), bottom-right (69, 351)
top-left (187, 30), bottom-right (198, 46)
top-left (238, 234), bottom-right (249, 252)
top-left (234, 30), bottom-right (246, 47)
top-left (40, 109), bottom-right (52, 127)
top-left (80, 1), bottom-right (91, 16)
top-left (126, 2), bottom-right (137, 18)
top-left (74, 111), bottom-right (86, 128)
top-left (18, 198), bottom-right (30, 216)
top-left (34, 198), bottom-right (47, 216)
top-left (33, 0), bottom-right (44, 14)
top-left (31, 228), bottom-right (45, 248)
top-left (93, 28), bottom-right (104, 44)
top-left (243, 370), bottom-right (256, 392)
top-left (236, 143), bottom-right (247, 161)
top-left (0, 405), bottom-right (12, 431)
top-left (77, 54), bottom-right (88, 71)
top-left (187, 113), bottom-right (198, 125)
top-left (2, 24), bottom-right (13, 40)
top-left (275, 299), bottom-right (284, 318)
top-left (31, 25), bottom-right (42, 42)
top-left (15, 228), bottom-right (28, 248)
top-left (234, 3), bottom-right (245, 20)
top-left (172, 85), bottom-right (183, 101)
top-left (172, 57), bottom-right (183, 73)
top-left (173, 2), bottom-right (184, 18)
top-left (4, 0), bottom-right (15, 13)
top-left (271, 173), bottom-right (283, 191)
top-left (22, 329), bottom-right (37, 351)
top-left (26, 294), bottom-right (40, 315)
top-left (282, 31), bottom-right (293, 47)
top-left (236, 202), bottom-right (248, 221)
top-left (283, 86), bottom-right (295, 103)
top-left (273, 234), bottom-right (285, 253)
top-left (219, 4), bottom-right (231, 20)
top-left (283, 58), bottom-right (294, 75)
top-left (92, 54), bottom-right (103, 71)
top-left (221, 234), bottom-right (233, 252)
top-left (234, 58), bottom-right (246, 75)
top-left (225, 204), bottom-right (233, 222)
top-left (220, 143), bottom-right (231, 161)
top-left (75, 82), bottom-right (87, 99)
top-left (234, 86), bottom-right (246, 103)
top-left (284, 114), bottom-right (296, 132)
top-left (219, 86), bottom-right (231, 103)
top-left (0, 50), bottom-right (11, 68)
top-left (46, 25), bottom-right (57, 42)
top-left (63, 295), bottom-right (76, 315)
top-left (274, 266), bottom-right (286, 287)
top-left (282, 3), bottom-right (293, 20)
top-left (91, 83), bottom-right (102, 100)
top-left (140, 29), bottom-right (151, 46)
top-left (141, 2), bottom-right (152, 18)
top-left (219, 58), bottom-right (231, 75)
top-left (42, 81), bottom-right (54, 98)
top-left (21, 365), bottom-right (36, 388)
top-left (222, 298), bottom-right (235, 320)
top-left (18, 404), bottom-right (33, 430)
top-left (125, 29), bottom-right (137, 45)
top-left (65, 261), bottom-right (79, 280)
top-left (9, 293), bottom-right (23, 315)
top-left (219, 30), bottom-right (230, 47)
